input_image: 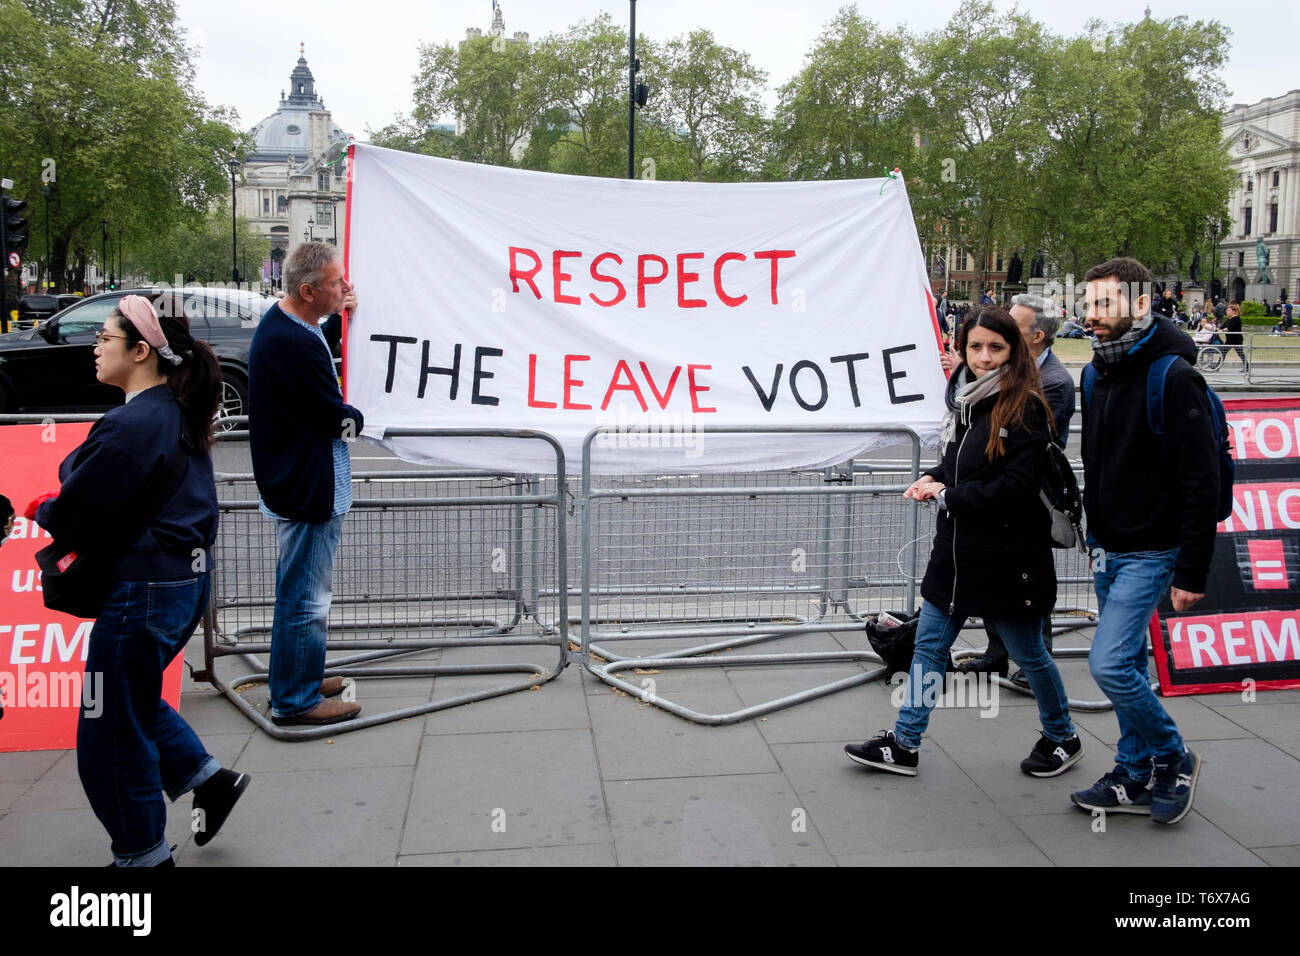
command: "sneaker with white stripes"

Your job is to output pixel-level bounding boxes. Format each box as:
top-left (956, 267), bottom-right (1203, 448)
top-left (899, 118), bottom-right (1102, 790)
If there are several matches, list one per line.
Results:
top-left (1151, 749), bottom-right (1201, 825)
top-left (1020, 733), bottom-right (1083, 777)
top-left (1070, 768), bottom-right (1153, 814)
top-left (844, 730), bottom-right (919, 776)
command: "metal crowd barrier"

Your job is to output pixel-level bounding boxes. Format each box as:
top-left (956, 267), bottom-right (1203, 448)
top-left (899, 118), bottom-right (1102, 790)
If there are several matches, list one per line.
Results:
top-left (576, 426), bottom-right (922, 724)
top-left (198, 423), bottom-right (571, 740)
top-left (1, 413), bottom-right (1168, 731)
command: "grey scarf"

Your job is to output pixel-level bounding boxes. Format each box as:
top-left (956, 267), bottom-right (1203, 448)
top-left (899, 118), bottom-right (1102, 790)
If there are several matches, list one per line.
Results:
top-left (939, 365), bottom-right (1004, 450)
top-left (1092, 312), bottom-right (1155, 365)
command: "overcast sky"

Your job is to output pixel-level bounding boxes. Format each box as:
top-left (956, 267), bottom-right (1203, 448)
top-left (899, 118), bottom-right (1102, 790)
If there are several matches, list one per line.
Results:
top-left (176, 0), bottom-right (1297, 138)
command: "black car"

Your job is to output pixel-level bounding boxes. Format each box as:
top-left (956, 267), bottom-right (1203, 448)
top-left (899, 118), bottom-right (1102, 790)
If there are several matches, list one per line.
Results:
top-left (15, 294), bottom-right (61, 330)
top-left (0, 286), bottom-right (279, 421)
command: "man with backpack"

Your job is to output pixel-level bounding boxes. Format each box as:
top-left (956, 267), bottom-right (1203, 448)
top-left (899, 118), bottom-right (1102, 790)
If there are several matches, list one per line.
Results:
top-left (1071, 257), bottom-right (1222, 825)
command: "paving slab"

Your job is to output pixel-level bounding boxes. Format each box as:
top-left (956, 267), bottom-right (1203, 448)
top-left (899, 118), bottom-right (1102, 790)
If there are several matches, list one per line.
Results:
top-left (1251, 845), bottom-right (1300, 866)
top-left (177, 764), bottom-right (414, 867)
top-left (1185, 739), bottom-right (1300, 848)
top-left (0, 749), bottom-right (61, 782)
top-left (588, 690), bottom-right (781, 780)
top-left (234, 697), bottom-right (428, 772)
top-left (397, 844), bottom-right (618, 866)
top-left (1205, 702), bottom-right (1300, 759)
top-left (923, 708), bottom-right (1117, 818)
top-left (770, 740), bottom-right (1030, 856)
top-left (835, 844), bottom-right (1054, 866)
top-left (604, 773), bottom-right (836, 866)
top-left (1073, 695), bottom-right (1256, 747)
top-left (1009, 811), bottom-right (1266, 867)
top-left (402, 727), bottom-right (607, 855)
top-left (424, 670), bottom-right (589, 735)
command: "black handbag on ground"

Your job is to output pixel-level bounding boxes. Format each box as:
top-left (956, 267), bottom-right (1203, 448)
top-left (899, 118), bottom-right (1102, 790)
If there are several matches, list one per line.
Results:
top-left (865, 610), bottom-right (956, 677)
top-left (35, 425), bottom-right (192, 619)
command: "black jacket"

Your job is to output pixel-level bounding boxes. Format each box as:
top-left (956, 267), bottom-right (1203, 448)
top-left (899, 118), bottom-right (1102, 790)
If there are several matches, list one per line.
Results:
top-left (36, 385), bottom-right (218, 580)
top-left (248, 303), bottom-right (363, 522)
top-left (1081, 317), bottom-right (1219, 592)
top-left (1039, 348), bottom-right (1076, 445)
top-left (920, 372), bottom-right (1056, 619)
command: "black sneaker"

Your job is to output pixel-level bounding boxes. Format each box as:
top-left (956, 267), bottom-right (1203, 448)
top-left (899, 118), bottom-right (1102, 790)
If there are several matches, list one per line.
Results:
top-left (844, 730), bottom-right (919, 776)
top-left (1070, 769), bottom-right (1152, 814)
top-left (1008, 668), bottom-right (1029, 689)
top-left (1151, 749), bottom-right (1201, 825)
top-left (192, 768), bottom-right (252, 847)
top-left (954, 654), bottom-right (1008, 677)
top-left (1020, 733), bottom-right (1083, 777)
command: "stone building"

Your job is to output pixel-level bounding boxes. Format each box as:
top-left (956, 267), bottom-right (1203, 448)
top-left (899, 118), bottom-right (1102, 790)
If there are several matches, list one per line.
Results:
top-left (1221, 90), bottom-right (1299, 305)
top-left (236, 47), bottom-right (352, 286)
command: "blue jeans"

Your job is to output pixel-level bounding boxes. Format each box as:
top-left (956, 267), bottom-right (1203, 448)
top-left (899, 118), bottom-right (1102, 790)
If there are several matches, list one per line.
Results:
top-left (1088, 539), bottom-right (1184, 781)
top-left (78, 574), bottom-right (220, 867)
top-left (268, 514), bottom-right (344, 717)
top-left (894, 600), bottom-right (1075, 749)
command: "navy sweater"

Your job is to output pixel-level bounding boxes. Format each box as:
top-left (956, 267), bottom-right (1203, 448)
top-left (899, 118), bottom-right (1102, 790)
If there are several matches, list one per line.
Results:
top-left (36, 385), bottom-right (218, 580)
top-left (248, 303), bottom-right (363, 522)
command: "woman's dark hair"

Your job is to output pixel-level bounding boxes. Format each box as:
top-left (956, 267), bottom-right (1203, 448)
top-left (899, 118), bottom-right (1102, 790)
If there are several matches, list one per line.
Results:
top-left (955, 305), bottom-right (1054, 459)
top-left (114, 307), bottom-right (221, 449)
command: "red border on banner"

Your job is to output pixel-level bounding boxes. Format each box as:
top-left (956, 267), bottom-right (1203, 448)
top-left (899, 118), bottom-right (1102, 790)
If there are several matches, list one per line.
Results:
top-left (1152, 395), bottom-right (1300, 696)
top-left (341, 141), bottom-right (355, 401)
top-left (923, 287), bottom-right (949, 380)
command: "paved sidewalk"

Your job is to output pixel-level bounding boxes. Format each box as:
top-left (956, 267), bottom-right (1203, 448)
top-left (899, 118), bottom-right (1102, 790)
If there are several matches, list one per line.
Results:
top-left (2, 625), bottom-right (1297, 867)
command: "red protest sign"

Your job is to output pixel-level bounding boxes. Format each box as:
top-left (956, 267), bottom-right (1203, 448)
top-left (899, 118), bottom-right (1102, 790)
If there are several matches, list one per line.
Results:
top-left (1, 422), bottom-right (184, 751)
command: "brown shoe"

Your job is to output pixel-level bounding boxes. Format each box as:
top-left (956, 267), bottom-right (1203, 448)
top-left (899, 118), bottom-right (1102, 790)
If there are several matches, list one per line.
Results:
top-left (271, 699), bottom-right (361, 726)
top-left (320, 676), bottom-right (347, 698)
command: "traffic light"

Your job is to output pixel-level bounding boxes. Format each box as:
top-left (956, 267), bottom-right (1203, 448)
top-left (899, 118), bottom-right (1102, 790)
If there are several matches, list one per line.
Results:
top-left (2, 197), bottom-right (28, 260)
top-left (108, 273), bottom-right (116, 291)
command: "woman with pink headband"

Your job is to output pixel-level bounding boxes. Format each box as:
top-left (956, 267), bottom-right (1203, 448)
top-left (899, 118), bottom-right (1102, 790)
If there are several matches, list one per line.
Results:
top-left (30, 294), bottom-right (251, 866)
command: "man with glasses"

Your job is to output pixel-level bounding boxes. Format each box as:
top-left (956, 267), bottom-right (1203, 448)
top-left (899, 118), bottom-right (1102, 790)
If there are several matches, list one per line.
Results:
top-left (248, 242), bottom-right (364, 726)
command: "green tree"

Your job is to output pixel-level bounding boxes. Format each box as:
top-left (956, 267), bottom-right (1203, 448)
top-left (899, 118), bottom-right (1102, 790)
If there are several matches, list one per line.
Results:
top-left (126, 208), bottom-right (269, 286)
top-left (912, 1), bottom-right (1051, 293)
top-left (410, 28), bottom-right (549, 167)
top-left (0, 0), bottom-right (246, 293)
top-left (538, 15), bottom-right (632, 178)
top-left (771, 8), bottom-right (920, 182)
top-left (654, 29), bottom-right (768, 182)
top-left (1024, 15), bottom-right (1236, 276)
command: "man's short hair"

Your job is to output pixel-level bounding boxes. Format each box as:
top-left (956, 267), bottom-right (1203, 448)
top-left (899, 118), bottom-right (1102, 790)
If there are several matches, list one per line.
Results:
top-left (1084, 256), bottom-right (1153, 317)
top-left (1011, 293), bottom-right (1060, 345)
top-left (284, 242), bottom-right (339, 299)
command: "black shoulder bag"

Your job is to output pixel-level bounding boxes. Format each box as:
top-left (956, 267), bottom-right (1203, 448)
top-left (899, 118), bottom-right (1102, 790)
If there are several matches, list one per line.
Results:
top-left (35, 425), bottom-right (193, 619)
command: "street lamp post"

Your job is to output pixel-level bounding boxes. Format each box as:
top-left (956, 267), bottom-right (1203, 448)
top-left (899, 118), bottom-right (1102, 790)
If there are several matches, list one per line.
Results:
top-left (227, 151), bottom-right (241, 284)
top-left (100, 219), bottom-right (107, 291)
top-left (42, 184), bottom-right (51, 291)
top-left (307, 217), bottom-right (315, 242)
top-left (627, 0), bottom-right (637, 180)
top-left (117, 227), bottom-right (122, 290)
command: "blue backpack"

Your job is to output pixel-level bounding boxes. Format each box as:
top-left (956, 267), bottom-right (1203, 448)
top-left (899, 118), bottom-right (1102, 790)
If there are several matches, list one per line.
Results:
top-left (1082, 355), bottom-right (1234, 522)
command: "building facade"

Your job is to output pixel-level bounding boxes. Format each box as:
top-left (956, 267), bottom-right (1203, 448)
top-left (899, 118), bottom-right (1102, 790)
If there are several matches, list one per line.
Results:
top-left (1221, 90), bottom-right (1300, 304)
top-left (238, 47), bottom-right (352, 286)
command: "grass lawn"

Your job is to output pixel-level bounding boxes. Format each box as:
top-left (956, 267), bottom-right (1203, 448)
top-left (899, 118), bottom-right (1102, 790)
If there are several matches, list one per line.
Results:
top-left (1051, 332), bottom-right (1300, 364)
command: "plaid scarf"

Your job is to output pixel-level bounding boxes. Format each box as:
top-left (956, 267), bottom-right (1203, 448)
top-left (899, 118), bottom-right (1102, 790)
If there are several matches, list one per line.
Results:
top-left (1092, 312), bottom-right (1155, 365)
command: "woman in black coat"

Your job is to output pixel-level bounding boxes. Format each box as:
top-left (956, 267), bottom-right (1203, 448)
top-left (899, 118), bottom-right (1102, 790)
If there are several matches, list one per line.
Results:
top-left (29, 296), bottom-right (250, 865)
top-left (845, 306), bottom-right (1081, 778)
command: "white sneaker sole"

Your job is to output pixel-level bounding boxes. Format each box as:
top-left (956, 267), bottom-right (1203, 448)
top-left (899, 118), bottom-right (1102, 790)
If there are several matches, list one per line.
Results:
top-left (1070, 793), bottom-right (1151, 815)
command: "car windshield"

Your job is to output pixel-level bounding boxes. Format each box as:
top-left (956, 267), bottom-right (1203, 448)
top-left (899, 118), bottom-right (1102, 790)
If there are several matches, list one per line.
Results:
top-left (22, 296), bottom-right (57, 310)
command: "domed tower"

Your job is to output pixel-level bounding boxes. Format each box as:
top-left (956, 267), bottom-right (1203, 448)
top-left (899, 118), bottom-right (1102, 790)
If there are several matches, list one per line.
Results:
top-left (237, 46), bottom-right (353, 282)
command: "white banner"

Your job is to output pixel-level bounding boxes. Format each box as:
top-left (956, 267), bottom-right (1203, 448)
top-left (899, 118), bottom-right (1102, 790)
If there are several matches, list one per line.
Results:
top-left (345, 144), bottom-right (946, 473)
